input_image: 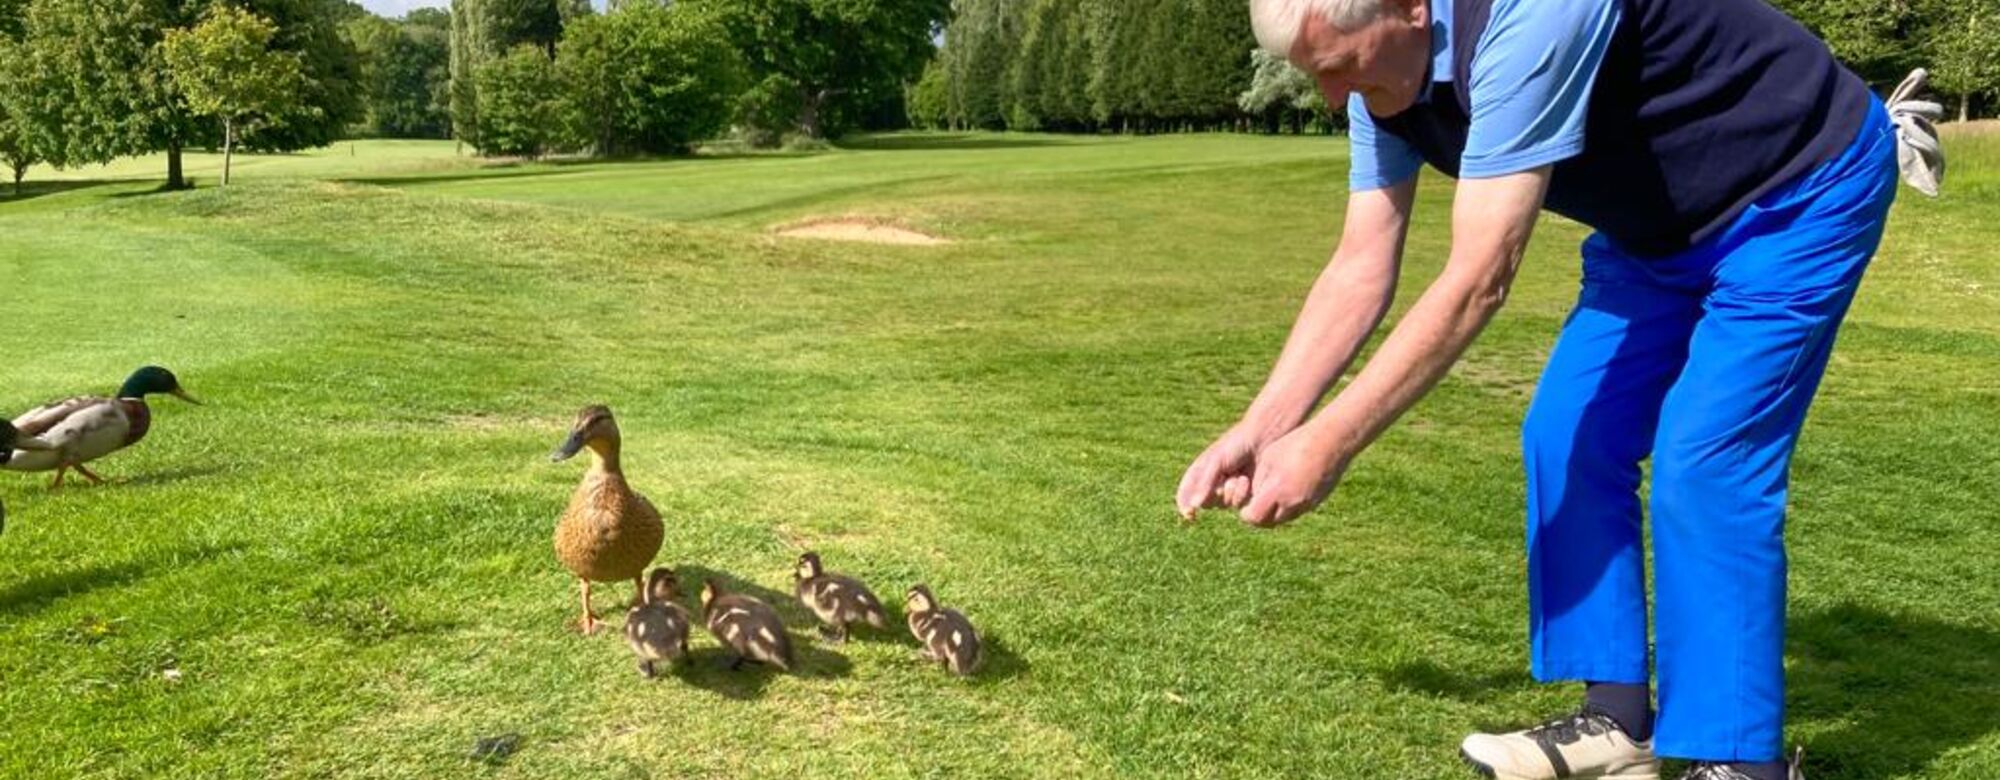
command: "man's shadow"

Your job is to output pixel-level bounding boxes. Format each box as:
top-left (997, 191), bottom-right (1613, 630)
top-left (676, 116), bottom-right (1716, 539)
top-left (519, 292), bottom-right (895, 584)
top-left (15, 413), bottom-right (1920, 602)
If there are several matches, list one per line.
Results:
top-left (1787, 602), bottom-right (1999, 779)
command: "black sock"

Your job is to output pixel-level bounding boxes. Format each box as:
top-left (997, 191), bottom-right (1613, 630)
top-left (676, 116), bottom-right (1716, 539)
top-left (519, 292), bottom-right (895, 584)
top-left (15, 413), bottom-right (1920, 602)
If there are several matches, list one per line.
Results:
top-left (1720, 760), bottom-right (1788, 780)
top-left (1583, 681), bottom-right (1654, 742)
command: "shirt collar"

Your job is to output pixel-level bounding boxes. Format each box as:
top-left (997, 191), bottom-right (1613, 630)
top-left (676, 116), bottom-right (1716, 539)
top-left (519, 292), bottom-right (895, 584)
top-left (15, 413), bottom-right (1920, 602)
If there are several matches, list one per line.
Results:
top-left (1415, 0), bottom-right (1454, 104)
top-left (1431, 0), bottom-right (1455, 81)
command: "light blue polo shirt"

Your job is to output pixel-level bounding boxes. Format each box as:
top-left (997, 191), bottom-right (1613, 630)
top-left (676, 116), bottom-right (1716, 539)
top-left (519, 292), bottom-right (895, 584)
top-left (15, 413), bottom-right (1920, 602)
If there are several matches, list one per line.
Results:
top-left (1348, 0), bottom-right (1624, 190)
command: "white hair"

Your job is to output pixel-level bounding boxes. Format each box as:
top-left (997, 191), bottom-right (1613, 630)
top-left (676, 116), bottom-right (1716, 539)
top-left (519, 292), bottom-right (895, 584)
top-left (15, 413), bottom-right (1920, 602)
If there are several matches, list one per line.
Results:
top-left (1249, 0), bottom-right (1386, 58)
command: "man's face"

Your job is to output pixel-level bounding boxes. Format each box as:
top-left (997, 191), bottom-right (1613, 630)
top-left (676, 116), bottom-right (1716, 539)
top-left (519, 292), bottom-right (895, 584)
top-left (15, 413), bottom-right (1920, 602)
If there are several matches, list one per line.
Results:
top-left (1289, 0), bottom-right (1432, 117)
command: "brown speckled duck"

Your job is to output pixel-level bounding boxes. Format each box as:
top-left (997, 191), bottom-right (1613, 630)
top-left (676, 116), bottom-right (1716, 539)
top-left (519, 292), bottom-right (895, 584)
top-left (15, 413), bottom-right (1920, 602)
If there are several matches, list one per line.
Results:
top-left (5, 366), bottom-right (199, 488)
top-left (550, 405), bottom-right (663, 635)
top-left (701, 579), bottom-right (793, 672)
top-left (624, 567), bottom-right (692, 678)
top-left (906, 584), bottom-right (982, 677)
top-left (794, 551), bottom-right (888, 643)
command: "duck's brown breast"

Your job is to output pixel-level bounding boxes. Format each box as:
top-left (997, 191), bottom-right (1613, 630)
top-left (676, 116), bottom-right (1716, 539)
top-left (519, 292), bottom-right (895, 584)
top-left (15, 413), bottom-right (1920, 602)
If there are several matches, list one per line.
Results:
top-left (555, 471), bottom-right (663, 582)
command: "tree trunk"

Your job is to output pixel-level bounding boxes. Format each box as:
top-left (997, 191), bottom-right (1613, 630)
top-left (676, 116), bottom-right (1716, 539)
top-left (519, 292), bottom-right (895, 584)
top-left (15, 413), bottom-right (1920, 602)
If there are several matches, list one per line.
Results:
top-left (222, 119), bottom-right (234, 187)
top-left (798, 87), bottom-right (827, 139)
top-left (166, 140), bottom-right (186, 190)
top-left (1961, 93), bottom-right (1971, 123)
top-left (11, 164), bottom-right (21, 197)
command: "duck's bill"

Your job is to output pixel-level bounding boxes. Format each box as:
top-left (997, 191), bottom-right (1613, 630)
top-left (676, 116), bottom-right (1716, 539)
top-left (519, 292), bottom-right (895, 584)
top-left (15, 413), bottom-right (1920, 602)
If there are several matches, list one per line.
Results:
top-left (550, 431), bottom-right (587, 462)
top-left (170, 388), bottom-right (202, 405)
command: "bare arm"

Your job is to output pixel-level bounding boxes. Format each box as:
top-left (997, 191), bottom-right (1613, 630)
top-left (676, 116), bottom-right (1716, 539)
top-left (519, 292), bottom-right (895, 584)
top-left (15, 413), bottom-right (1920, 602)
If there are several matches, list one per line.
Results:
top-left (1238, 167), bottom-right (1552, 526)
top-left (1176, 177), bottom-right (1416, 518)
top-left (1242, 179), bottom-right (1418, 440)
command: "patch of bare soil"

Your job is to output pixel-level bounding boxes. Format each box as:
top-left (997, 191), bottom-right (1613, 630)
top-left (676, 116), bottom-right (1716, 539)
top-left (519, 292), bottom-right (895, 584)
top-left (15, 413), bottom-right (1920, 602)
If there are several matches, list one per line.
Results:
top-left (774, 218), bottom-right (950, 246)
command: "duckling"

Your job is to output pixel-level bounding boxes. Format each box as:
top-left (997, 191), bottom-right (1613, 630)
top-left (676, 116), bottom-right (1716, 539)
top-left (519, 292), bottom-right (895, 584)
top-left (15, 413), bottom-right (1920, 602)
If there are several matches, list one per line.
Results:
top-left (793, 551), bottom-right (888, 644)
top-left (700, 579), bottom-right (793, 672)
top-left (624, 567), bottom-right (692, 678)
top-left (6, 366), bottom-right (200, 488)
top-left (550, 405), bottom-right (664, 635)
top-left (906, 584), bottom-right (981, 677)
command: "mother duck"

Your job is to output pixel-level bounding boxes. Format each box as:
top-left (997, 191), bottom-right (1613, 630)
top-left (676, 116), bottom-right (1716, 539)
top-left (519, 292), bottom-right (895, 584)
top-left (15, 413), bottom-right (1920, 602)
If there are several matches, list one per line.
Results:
top-left (550, 405), bottom-right (663, 635)
top-left (5, 366), bottom-right (200, 488)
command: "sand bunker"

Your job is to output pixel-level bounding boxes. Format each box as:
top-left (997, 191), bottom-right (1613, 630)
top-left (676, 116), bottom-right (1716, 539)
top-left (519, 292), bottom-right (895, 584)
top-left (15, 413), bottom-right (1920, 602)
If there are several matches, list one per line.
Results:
top-left (775, 219), bottom-right (949, 246)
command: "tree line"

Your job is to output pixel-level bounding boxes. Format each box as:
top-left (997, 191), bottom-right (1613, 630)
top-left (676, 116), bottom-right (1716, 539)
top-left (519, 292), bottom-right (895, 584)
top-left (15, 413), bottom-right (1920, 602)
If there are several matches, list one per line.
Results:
top-left (1, 0), bottom-right (1994, 194)
top-left (442, 0), bottom-right (949, 157)
top-left (918, 0), bottom-right (2000, 134)
top-left (0, 0), bottom-right (947, 191)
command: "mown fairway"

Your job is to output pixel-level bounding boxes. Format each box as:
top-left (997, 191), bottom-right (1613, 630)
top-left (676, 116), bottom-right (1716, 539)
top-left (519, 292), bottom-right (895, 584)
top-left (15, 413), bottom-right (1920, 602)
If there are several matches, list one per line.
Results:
top-left (2, 129), bottom-right (1995, 779)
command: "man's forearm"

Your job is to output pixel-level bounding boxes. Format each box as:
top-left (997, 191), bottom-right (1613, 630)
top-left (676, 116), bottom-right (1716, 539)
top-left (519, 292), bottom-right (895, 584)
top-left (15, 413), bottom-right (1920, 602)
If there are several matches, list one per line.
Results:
top-left (1297, 169), bottom-right (1548, 458)
top-left (1303, 250), bottom-right (1519, 455)
top-left (1242, 258), bottom-right (1398, 441)
top-left (1239, 182), bottom-right (1415, 442)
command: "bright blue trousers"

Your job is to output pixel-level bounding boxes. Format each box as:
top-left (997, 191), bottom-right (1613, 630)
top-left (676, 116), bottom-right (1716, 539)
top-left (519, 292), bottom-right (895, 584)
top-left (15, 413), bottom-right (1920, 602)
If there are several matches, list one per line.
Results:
top-left (1522, 100), bottom-right (1898, 761)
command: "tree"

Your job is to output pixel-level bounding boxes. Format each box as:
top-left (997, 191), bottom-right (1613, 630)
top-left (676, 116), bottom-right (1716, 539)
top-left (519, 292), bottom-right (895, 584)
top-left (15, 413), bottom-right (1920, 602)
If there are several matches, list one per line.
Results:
top-left (906, 56), bottom-right (949, 129)
top-left (474, 44), bottom-right (561, 157)
top-left (448, 0), bottom-right (566, 151)
top-left (696, 0), bottom-right (952, 141)
top-left (0, 26), bottom-right (38, 195)
top-left (10, 0), bottom-right (357, 189)
top-left (1239, 49), bottom-right (1331, 133)
top-left (164, 4), bottom-right (306, 186)
top-left (559, 2), bottom-right (744, 155)
top-left (348, 9), bottom-right (451, 138)
top-left (1923, 0), bottom-right (2000, 121)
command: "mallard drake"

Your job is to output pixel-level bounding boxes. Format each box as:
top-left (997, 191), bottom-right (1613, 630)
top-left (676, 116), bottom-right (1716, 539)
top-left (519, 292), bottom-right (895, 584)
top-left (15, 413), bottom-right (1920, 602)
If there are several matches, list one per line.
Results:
top-left (794, 551), bottom-right (888, 644)
top-left (906, 584), bottom-right (981, 677)
top-left (5, 366), bottom-right (199, 488)
top-left (624, 567), bottom-right (692, 678)
top-left (700, 579), bottom-right (793, 672)
top-left (550, 405), bottom-right (663, 635)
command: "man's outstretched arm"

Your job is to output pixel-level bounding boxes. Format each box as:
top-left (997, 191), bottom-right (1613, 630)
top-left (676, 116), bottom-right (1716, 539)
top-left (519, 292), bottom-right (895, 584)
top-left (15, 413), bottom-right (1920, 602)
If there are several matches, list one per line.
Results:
top-left (1238, 167), bottom-right (1551, 526)
top-left (1177, 177), bottom-right (1416, 518)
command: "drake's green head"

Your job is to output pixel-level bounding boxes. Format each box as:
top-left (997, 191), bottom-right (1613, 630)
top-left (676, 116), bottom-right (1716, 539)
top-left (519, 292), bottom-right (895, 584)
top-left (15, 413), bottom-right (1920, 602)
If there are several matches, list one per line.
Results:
top-left (118, 366), bottom-right (201, 404)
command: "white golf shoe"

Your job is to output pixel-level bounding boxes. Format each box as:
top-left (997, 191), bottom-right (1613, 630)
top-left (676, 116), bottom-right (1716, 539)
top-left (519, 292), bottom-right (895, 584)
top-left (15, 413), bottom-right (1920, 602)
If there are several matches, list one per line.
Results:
top-left (1460, 708), bottom-right (1661, 780)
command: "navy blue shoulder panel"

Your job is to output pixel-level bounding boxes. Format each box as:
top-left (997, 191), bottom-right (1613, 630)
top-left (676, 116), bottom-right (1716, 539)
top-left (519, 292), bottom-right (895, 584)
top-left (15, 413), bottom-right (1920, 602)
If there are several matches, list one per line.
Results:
top-left (1375, 0), bottom-right (1872, 257)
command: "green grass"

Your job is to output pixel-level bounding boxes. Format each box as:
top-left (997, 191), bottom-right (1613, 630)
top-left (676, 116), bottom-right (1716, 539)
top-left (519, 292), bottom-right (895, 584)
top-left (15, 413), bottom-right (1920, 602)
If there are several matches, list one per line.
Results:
top-left (0, 128), bottom-right (1995, 779)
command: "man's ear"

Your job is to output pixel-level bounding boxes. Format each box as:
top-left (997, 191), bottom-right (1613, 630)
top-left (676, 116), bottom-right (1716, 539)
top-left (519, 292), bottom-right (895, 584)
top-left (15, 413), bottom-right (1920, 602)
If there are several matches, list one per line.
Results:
top-left (1393, 0), bottom-right (1429, 30)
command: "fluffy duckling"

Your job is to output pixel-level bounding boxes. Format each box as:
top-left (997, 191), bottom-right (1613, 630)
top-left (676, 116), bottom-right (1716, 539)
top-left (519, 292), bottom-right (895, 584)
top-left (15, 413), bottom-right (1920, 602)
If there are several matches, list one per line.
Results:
top-left (700, 579), bottom-right (793, 672)
top-left (6, 366), bottom-right (199, 488)
top-left (550, 405), bottom-right (664, 635)
top-left (624, 567), bottom-right (692, 678)
top-left (906, 584), bottom-right (981, 677)
top-left (793, 551), bottom-right (888, 644)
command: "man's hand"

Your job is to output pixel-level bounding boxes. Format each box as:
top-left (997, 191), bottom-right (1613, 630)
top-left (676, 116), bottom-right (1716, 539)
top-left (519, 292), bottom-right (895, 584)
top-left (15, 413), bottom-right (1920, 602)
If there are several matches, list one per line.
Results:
top-left (1176, 425), bottom-right (1265, 519)
top-left (1238, 424), bottom-right (1352, 528)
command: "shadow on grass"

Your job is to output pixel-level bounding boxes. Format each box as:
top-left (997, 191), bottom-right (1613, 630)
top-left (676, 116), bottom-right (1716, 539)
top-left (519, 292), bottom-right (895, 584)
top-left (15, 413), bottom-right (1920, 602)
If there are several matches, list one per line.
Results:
top-left (701, 174), bottom-right (954, 222)
top-left (837, 134), bottom-right (1080, 152)
top-left (339, 166), bottom-right (593, 189)
top-left (964, 633), bottom-right (1030, 685)
top-left (0, 540), bottom-right (246, 617)
top-left (670, 641), bottom-right (853, 701)
top-left (1789, 603), bottom-right (2000, 779)
top-left (105, 180), bottom-right (201, 198)
top-left (0, 180), bottom-right (119, 204)
top-left (1377, 658), bottom-right (1535, 703)
top-left (118, 465), bottom-right (229, 488)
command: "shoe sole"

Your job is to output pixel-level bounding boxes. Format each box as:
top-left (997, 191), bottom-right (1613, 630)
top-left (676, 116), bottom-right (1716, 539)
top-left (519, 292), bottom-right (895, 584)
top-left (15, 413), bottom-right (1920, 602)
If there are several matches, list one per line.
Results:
top-left (1459, 747), bottom-right (1659, 780)
top-left (1460, 749), bottom-right (1497, 778)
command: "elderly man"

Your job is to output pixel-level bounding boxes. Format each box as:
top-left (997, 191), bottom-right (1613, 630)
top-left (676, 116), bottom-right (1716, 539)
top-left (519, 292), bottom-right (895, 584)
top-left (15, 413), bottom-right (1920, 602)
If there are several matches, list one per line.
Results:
top-left (1176, 0), bottom-right (1917, 778)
